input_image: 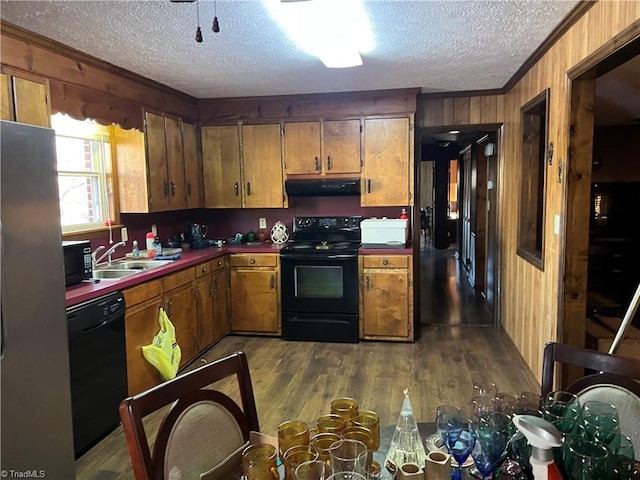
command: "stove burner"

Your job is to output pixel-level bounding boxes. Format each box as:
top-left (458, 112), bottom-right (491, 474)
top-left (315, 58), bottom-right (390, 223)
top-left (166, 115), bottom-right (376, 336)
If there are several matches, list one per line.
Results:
top-left (286, 241), bottom-right (358, 252)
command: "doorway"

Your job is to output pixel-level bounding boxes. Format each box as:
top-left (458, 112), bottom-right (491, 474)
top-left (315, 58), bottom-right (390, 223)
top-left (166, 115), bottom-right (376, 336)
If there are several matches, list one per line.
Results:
top-left (561, 36), bottom-right (640, 360)
top-left (418, 127), bottom-right (501, 326)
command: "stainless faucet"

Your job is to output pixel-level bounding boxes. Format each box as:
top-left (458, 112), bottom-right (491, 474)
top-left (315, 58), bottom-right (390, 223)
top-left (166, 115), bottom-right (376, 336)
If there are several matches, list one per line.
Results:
top-left (94, 241), bottom-right (126, 266)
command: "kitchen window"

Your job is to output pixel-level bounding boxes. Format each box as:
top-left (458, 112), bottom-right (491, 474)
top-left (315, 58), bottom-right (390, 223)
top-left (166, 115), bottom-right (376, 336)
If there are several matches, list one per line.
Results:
top-left (52, 113), bottom-right (115, 235)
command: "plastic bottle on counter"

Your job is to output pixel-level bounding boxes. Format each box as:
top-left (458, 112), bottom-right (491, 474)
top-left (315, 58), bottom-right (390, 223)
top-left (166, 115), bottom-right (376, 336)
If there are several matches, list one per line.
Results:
top-left (400, 208), bottom-right (409, 219)
top-left (146, 232), bottom-right (155, 258)
top-left (132, 240), bottom-right (140, 258)
top-left (153, 236), bottom-right (162, 258)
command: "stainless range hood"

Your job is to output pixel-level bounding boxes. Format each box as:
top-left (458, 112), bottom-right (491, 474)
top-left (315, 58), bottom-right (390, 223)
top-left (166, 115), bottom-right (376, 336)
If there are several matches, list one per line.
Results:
top-left (285, 178), bottom-right (361, 197)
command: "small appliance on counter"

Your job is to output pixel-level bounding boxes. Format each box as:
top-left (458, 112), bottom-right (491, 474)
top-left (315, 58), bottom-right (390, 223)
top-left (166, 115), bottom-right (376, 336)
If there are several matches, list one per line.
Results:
top-left (361, 218), bottom-right (409, 248)
top-left (63, 240), bottom-right (93, 286)
top-left (186, 222), bottom-right (209, 249)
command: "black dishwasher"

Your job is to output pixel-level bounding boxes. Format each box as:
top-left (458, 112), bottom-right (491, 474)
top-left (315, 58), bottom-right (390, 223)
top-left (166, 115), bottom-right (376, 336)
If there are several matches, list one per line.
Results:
top-left (67, 291), bottom-right (127, 458)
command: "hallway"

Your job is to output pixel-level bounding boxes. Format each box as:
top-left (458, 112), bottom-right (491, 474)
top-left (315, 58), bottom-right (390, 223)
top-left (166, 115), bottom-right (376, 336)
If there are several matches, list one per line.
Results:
top-left (419, 237), bottom-right (493, 327)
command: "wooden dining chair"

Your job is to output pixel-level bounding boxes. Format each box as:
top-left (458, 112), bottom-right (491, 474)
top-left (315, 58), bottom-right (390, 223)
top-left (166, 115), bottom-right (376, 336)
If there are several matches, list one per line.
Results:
top-left (119, 351), bottom-right (259, 480)
top-left (541, 342), bottom-right (640, 457)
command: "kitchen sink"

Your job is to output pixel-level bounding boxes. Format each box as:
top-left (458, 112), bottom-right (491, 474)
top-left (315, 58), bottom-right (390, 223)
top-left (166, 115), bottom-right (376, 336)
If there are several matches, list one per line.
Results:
top-left (94, 259), bottom-right (174, 271)
top-left (91, 269), bottom-right (140, 279)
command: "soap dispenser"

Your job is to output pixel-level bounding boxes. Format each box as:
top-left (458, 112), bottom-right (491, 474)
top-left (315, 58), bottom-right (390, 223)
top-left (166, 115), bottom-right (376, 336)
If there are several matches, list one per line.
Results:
top-left (512, 415), bottom-right (563, 480)
top-left (400, 208), bottom-right (408, 219)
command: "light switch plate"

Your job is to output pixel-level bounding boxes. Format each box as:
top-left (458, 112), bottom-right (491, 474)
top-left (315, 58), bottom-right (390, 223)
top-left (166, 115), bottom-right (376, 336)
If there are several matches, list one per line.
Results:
top-left (553, 214), bottom-right (560, 235)
top-left (121, 227), bottom-right (128, 242)
top-left (259, 217), bottom-right (267, 229)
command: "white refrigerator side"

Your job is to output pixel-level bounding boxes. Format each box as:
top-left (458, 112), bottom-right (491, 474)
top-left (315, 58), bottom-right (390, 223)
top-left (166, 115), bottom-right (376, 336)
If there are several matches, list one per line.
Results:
top-left (1, 120), bottom-right (75, 477)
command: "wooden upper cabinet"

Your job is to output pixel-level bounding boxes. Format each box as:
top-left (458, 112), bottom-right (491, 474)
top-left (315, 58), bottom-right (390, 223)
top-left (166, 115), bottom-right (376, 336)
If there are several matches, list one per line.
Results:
top-left (1, 69), bottom-right (51, 127)
top-left (164, 116), bottom-right (187, 210)
top-left (284, 119), bottom-right (361, 176)
top-left (202, 125), bottom-right (242, 208)
top-left (242, 124), bottom-right (284, 208)
top-left (144, 111), bottom-right (170, 212)
top-left (202, 124), bottom-right (283, 208)
top-left (1, 73), bottom-right (12, 121)
top-left (284, 121), bottom-right (321, 174)
top-left (183, 122), bottom-right (203, 209)
top-left (362, 117), bottom-right (411, 207)
top-left (323, 119), bottom-right (361, 174)
top-left (116, 111), bottom-right (195, 213)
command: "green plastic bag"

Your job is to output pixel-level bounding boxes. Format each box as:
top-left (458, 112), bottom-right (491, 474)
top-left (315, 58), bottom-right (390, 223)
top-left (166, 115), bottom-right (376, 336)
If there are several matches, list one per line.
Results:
top-left (142, 307), bottom-right (182, 381)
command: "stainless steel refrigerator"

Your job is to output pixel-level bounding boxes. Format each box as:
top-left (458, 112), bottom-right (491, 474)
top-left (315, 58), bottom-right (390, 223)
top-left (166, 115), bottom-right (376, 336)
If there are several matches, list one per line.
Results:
top-left (1, 120), bottom-right (76, 477)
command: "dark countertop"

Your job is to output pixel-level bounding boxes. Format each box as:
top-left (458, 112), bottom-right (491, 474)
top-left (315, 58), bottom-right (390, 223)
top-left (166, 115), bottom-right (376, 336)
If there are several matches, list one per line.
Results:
top-left (65, 242), bottom-right (415, 307)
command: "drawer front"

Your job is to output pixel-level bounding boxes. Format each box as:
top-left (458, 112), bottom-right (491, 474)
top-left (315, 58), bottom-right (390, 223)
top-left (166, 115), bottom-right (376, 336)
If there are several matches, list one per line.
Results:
top-left (123, 279), bottom-right (162, 307)
top-left (195, 261), bottom-right (212, 279)
top-left (211, 255), bottom-right (228, 272)
top-left (230, 254), bottom-right (277, 268)
top-left (362, 255), bottom-right (409, 269)
top-left (163, 267), bottom-right (195, 291)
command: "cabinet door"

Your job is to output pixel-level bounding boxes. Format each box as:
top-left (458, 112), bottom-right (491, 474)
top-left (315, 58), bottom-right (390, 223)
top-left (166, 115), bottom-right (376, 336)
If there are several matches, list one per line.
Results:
top-left (283, 121), bottom-right (321, 174)
top-left (165, 116), bottom-right (187, 210)
top-left (183, 122), bottom-right (203, 209)
top-left (323, 119), bottom-right (361, 174)
top-left (195, 274), bottom-right (214, 351)
top-left (362, 269), bottom-right (410, 338)
top-left (230, 268), bottom-right (279, 333)
top-left (362, 118), bottom-right (410, 206)
top-left (124, 296), bottom-right (164, 396)
top-left (145, 112), bottom-right (170, 211)
top-left (13, 76), bottom-right (51, 127)
top-left (1, 73), bottom-right (12, 121)
top-left (212, 267), bottom-right (230, 342)
top-left (165, 283), bottom-right (198, 366)
top-left (242, 124), bottom-right (284, 208)
top-left (202, 126), bottom-right (242, 208)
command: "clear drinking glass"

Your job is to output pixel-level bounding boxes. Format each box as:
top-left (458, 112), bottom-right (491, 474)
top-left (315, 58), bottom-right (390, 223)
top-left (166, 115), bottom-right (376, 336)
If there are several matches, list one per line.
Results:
top-left (328, 439), bottom-right (368, 474)
top-left (295, 460), bottom-right (333, 480)
top-left (472, 381), bottom-right (498, 400)
top-left (471, 395), bottom-right (497, 422)
top-left (563, 437), bottom-right (610, 480)
top-left (435, 405), bottom-right (461, 448)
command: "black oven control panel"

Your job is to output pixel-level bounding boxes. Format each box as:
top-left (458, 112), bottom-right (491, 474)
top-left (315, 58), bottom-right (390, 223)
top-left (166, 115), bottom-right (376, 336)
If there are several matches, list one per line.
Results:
top-left (294, 216), bottom-right (362, 231)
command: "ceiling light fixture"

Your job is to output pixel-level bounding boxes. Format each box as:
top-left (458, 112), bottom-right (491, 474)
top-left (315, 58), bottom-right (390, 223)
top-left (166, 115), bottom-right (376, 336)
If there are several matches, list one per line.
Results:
top-left (171, 0), bottom-right (220, 42)
top-left (265, 0), bottom-right (374, 68)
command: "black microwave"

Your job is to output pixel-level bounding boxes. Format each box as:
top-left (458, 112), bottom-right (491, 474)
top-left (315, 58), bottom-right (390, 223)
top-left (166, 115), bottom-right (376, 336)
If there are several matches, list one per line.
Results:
top-left (63, 240), bottom-right (93, 286)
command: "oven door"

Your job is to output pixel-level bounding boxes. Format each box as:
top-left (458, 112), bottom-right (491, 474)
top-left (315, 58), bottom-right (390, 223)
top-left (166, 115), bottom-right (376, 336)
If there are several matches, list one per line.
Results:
top-left (280, 253), bottom-right (358, 314)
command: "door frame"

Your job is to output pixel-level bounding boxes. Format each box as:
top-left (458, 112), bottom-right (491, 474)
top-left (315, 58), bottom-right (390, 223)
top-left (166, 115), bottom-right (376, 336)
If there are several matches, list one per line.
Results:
top-left (559, 26), bottom-right (640, 382)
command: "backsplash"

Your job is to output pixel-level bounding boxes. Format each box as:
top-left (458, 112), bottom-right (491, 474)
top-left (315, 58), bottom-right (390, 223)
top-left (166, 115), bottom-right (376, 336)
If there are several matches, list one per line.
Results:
top-left (89, 198), bottom-right (405, 252)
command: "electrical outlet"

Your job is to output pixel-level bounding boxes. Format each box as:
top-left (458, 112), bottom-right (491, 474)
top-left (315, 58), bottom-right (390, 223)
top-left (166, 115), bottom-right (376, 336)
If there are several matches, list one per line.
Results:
top-left (259, 217), bottom-right (267, 229)
top-left (553, 214), bottom-right (560, 235)
top-left (121, 227), bottom-right (128, 242)
top-left (151, 224), bottom-right (157, 236)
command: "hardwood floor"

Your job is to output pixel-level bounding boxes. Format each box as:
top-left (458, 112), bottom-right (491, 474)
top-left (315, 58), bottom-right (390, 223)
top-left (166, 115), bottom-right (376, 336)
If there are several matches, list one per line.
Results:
top-left (75, 245), bottom-right (537, 479)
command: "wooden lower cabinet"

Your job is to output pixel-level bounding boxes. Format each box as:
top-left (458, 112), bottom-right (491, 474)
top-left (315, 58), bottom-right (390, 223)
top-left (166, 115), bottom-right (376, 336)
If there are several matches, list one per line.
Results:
top-left (163, 268), bottom-right (198, 367)
top-left (195, 258), bottom-right (229, 352)
top-left (123, 280), bottom-right (164, 396)
top-left (359, 254), bottom-right (413, 341)
top-left (229, 254), bottom-right (280, 334)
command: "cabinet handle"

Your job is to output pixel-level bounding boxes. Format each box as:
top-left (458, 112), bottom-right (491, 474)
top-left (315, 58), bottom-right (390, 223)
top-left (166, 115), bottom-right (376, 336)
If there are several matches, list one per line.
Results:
top-left (167, 301), bottom-right (173, 317)
top-left (217, 260), bottom-right (223, 267)
top-left (247, 182), bottom-right (251, 196)
top-left (234, 183), bottom-right (239, 196)
top-left (250, 258), bottom-right (256, 264)
top-left (383, 259), bottom-right (389, 265)
top-left (170, 181), bottom-right (176, 196)
top-left (202, 266), bottom-right (208, 274)
top-left (270, 275), bottom-right (275, 290)
top-left (213, 279), bottom-right (218, 293)
top-left (164, 181), bottom-right (170, 197)
top-left (367, 179), bottom-right (371, 193)
top-left (327, 156), bottom-right (332, 171)
top-left (187, 182), bottom-right (192, 195)
top-left (366, 275), bottom-right (370, 291)
top-left (314, 156), bottom-right (320, 172)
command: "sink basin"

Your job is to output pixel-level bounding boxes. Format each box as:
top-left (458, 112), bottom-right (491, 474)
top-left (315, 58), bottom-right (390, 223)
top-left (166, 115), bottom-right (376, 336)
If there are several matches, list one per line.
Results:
top-left (94, 260), bottom-right (174, 272)
top-left (92, 269), bottom-right (140, 279)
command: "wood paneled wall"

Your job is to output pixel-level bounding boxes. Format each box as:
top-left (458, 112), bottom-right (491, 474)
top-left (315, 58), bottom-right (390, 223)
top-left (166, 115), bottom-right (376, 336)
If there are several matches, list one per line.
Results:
top-left (416, 2), bottom-right (640, 382)
top-left (418, 94), bottom-right (505, 127)
top-left (0, 22), bottom-right (196, 129)
top-left (198, 88), bottom-right (419, 125)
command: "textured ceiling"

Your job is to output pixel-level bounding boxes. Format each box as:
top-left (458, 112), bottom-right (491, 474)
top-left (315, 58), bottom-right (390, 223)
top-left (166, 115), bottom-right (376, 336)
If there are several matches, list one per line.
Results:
top-left (0, 0), bottom-right (581, 99)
